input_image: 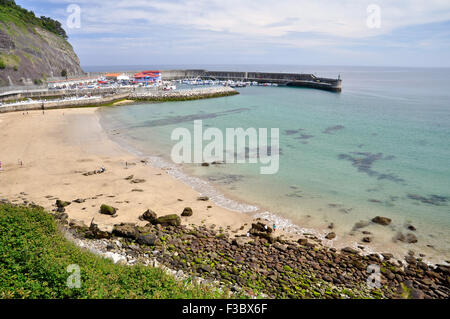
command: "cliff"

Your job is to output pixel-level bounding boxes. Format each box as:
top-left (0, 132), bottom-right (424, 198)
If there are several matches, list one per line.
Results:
top-left (0, 1), bottom-right (83, 86)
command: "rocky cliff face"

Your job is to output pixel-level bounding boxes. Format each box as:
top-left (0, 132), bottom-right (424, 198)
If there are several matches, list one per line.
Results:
top-left (0, 21), bottom-right (84, 86)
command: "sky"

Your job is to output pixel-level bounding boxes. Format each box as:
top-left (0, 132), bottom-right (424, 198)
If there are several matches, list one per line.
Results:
top-left (15, 0), bottom-right (450, 68)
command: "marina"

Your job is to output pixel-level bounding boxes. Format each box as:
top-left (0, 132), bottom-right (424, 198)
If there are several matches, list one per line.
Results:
top-left (0, 69), bottom-right (342, 111)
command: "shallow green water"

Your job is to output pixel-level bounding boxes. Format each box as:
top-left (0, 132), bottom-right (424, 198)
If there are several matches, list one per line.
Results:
top-left (99, 66), bottom-right (450, 263)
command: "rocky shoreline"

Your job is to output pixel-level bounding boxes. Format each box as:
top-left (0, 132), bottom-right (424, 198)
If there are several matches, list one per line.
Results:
top-left (131, 86), bottom-right (238, 101)
top-left (46, 200), bottom-right (450, 299)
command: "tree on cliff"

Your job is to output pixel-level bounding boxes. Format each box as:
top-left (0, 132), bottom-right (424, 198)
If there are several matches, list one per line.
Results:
top-left (40, 16), bottom-right (68, 39)
top-left (0, 0), bottom-right (68, 39)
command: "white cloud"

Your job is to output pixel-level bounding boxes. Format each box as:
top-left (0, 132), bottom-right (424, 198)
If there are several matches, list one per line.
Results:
top-left (35, 0), bottom-right (450, 66)
top-left (55, 0), bottom-right (450, 39)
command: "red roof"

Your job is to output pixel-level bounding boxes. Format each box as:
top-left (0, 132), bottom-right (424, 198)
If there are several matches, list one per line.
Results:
top-left (134, 70), bottom-right (161, 78)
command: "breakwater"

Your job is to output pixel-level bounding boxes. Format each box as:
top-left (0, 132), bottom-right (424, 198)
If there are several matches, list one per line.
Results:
top-left (162, 70), bottom-right (342, 92)
top-left (0, 92), bottom-right (131, 113)
top-left (0, 86), bottom-right (238, 113)
top-left (131, 86), bottom-right (238, 101)
top-left (85, 69), bottom-right (342, 92)
top-left (0, 87), bottom-right (131, 102)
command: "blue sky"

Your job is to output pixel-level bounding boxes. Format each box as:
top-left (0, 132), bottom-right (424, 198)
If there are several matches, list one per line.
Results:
top-left (15, 0), bottom-right (450, 68)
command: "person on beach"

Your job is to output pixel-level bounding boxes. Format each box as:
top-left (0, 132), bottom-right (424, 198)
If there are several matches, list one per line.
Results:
top-left (273, 224), bottom-right (276, 232)
top-left (100, 166), bottom-right (106, 173)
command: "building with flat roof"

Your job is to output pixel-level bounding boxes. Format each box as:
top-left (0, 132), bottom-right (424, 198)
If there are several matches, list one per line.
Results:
top-left (133, 71), bottom-right (162, 86)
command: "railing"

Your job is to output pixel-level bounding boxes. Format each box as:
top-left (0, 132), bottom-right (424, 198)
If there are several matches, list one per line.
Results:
top-left (0, 85), bottom-right (47, 94)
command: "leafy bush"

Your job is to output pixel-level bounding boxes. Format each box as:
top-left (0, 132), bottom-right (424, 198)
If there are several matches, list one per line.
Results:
top-left (40, 16), bottom-right (67, 39)
top-left (0, 0), bottom-right (68, 39)
top-left (0, 60), bottom-right (5, 69)
top-left (0, 204), bottom-right (227, 299)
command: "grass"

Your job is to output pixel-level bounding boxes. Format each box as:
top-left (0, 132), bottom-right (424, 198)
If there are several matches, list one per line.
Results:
top-left (0, 203), bottom-right (229, 299)
top-left (0, 53), bottom-right (21, 68)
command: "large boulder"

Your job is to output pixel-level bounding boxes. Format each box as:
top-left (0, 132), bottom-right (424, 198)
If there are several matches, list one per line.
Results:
top-left (88, 221), bottom-right (112, 239)
top-left (341, 247), bottom-right (360, 254)
top-left (251, 222), bottom-right (273, 233)
top-left (181, 207), bottom-right (193, 217)
top-left (249, 223), bottom-right (274, 243)
top-left (113, 223), bottom-right (137, 239)
top-left (140, 209), bottom-right (157, 223)
top-left (56, 206), bottom-right (66, 213)
top-left (56, 199), bottom-right (71, 208)
top-left (156, 214), bottom-right (181, 227)
top-left (372, 216), bottom-right (392, 226)
top-left (232, 237), bottom-right (250, 247)
top-left (382, 253), bottom-right (393, 260)
top-left (136, 233), bottom-right (158, 246)
top-left (100, 204), bottom-right (118, 216)
top-left (252, 231), bottom-right (274, 244)
top-left (325, 232), bottom-right (336, 240)
top-left (405, 256), bottom-right (417, 264)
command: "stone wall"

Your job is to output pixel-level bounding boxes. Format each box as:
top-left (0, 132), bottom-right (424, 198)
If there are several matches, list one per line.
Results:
top-left (0, 86), bottom-right (237, 113)
top-left (131, 86), bottom-right (237, 100)
top-left (0, 92), bottom-right (130, 113)
top-left (1, 87), bottom-right (132, 102)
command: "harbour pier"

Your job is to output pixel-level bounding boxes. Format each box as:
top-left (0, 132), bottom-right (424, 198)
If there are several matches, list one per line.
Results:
top-left (84, 69), bottom-right (343, 92)
top-left (161, 70), bottom-right (342, 92)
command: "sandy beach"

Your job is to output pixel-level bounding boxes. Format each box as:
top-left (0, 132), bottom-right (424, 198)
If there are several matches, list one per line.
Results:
top-left (0, 108), bottom-right (261, 235)
top-left (0, 107), bottom-right (443, 261)
top-left (1, 107), bottom-right (449, 300)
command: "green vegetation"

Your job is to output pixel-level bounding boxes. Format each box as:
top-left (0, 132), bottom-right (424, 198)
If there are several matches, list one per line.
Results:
top-left (0, 203), bottom-right (227, 299)
top-left (0, 0), bottom-right (67, 39)
top-left (99, 204), bottom-right (116, 215)
top-left (0, 53), bottom-right (20, 69)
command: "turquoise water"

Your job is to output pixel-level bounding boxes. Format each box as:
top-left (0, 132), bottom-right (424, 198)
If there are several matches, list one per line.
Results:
top-left (99, 66), bottom-right (450, 263)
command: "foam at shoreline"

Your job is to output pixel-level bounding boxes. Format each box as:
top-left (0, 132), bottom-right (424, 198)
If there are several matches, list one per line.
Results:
top-left (103, 129), bottom-right (259, 213)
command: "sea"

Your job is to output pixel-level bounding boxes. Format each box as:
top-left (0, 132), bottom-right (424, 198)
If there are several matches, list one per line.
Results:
top-left (91, 65), bottom-right (450, 264)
